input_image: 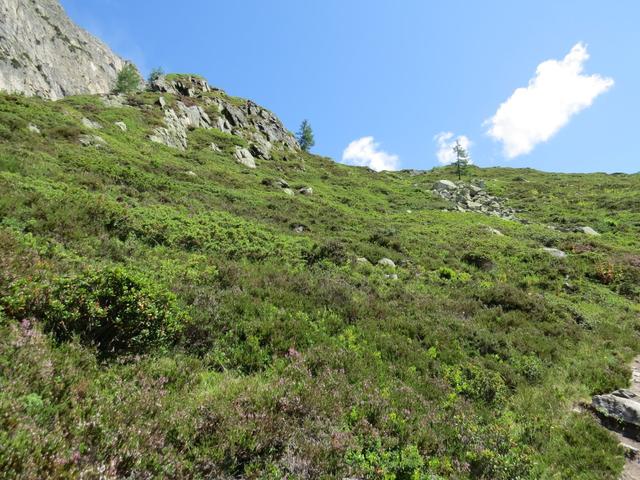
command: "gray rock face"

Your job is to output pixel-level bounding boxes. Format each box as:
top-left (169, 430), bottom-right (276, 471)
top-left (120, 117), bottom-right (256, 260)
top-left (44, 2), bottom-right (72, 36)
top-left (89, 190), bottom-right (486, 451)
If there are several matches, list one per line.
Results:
top-left (149, 101), bottom-right (212, 150)
top-left (149, 75), bottom-right (214, 98)
top-left (432, 180), bottom-right (517, 220)
top-left (593, 390), bottom-right (640, 428)
top-left (0, 0), bottom-right (131, 100)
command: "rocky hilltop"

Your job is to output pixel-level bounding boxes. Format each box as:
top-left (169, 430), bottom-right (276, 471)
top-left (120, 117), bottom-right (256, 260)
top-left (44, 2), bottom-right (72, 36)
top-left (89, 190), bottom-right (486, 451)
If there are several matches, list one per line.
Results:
top-left (0, 0), bottom-right (128, 99)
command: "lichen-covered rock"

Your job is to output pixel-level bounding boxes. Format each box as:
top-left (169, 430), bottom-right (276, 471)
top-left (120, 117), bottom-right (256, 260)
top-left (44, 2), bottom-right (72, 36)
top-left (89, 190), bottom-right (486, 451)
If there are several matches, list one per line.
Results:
top-left (0, 0), bottom-right (132, 100)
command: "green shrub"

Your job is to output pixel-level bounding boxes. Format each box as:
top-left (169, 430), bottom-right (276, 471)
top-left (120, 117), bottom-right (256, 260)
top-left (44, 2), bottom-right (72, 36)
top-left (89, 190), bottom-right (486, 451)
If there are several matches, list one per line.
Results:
top-left (4, 267), bottom-right (185, 355)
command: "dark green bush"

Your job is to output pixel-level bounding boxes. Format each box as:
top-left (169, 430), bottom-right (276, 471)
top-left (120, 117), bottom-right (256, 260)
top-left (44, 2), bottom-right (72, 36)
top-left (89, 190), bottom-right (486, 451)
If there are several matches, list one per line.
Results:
top-left (4, 267), bottom-right (185, 355)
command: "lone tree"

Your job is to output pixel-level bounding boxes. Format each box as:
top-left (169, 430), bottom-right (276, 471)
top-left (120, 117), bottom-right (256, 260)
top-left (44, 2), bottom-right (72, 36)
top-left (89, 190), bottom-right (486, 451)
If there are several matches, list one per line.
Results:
top-left (147, 67), bottom-right (164, 84)
top-left (296, 120), bottom-right (315, 152)
top-left (453, 140), bottom-right (470, 180)
top-left (114, 64), bottom-right (140, 94)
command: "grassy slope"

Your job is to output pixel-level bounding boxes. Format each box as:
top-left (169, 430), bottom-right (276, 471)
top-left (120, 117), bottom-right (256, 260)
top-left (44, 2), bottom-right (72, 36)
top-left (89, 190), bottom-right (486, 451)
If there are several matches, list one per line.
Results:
top-left (1, 90), bottom-right (639, 479)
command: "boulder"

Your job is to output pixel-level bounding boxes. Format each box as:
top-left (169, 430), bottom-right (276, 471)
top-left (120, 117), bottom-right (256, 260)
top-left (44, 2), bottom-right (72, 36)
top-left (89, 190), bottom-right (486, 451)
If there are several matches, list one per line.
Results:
top-left (378, 258), bottom-right (396, 268)
top-left (356, 257), bottom-right (371, 265)
top-left (81, 117), bottom-right (102, 130)
top-left (593, 390), bottom-right (640, 428)
top-left (543, 247), bottom-right (567, 259)
top-left (298, 186), bottom-right (313, 196)
top-left (579, 226), bottom-right (600, 236)
top-left (282, 188), bottom-right (295, 196)
top-left (114, 121), bottom-right (127, 131)
top-left (433, 180), bottom-right (457, 191)
top-left (79, 134), bottom-right (106, 147)
top-left (233, 147), bottom-right (256, 169)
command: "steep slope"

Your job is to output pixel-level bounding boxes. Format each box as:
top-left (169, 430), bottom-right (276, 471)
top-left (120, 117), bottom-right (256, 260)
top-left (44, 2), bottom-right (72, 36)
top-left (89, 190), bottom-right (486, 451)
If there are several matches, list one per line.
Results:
top-left (0, 0), bottom-right (128, 99)
top-left (0, 85), bottom-right (639, 479)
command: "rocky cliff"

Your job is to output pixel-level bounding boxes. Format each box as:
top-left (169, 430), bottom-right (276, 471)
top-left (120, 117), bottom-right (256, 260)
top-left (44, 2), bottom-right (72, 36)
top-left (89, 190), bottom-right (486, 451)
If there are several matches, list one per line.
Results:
top-left (0, 0), bottom-right (128, 99)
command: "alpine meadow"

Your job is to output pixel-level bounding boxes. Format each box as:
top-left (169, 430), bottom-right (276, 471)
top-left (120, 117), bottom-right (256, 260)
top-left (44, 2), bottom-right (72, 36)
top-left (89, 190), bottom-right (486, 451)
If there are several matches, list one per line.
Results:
top-left (1, 1), bottom-right (640, 479)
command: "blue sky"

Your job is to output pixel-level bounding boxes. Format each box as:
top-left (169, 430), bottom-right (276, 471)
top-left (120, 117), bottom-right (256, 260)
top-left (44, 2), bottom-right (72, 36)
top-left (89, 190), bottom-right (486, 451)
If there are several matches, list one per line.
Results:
top-left (61, 0), bottom-right (639, 173)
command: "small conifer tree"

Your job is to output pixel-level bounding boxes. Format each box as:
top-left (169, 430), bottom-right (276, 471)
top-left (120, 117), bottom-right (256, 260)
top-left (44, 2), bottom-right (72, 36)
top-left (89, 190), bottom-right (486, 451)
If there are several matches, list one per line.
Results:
top-left (453, 140), bottom-right (470, 180)
top-left (296, 120), bottom-right (315, 152)
top-left (114, 64), bottom-right (140, 94)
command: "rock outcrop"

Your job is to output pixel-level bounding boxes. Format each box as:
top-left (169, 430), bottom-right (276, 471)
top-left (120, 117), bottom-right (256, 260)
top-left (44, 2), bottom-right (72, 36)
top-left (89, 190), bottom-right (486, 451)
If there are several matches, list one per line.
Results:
top-left (0, 0), bottom-right (131, 99)
top-left (433, 180), bottom-right (517, 220)
top-left (149, 99), bottom-right (212, 150)
top-left (149, 74), bottom-right (299, 157)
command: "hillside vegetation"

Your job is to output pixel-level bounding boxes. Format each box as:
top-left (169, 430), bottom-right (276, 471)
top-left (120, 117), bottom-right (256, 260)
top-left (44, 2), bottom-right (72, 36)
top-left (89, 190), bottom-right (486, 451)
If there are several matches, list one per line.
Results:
top-left (1, 84), bottom-right (639, 479)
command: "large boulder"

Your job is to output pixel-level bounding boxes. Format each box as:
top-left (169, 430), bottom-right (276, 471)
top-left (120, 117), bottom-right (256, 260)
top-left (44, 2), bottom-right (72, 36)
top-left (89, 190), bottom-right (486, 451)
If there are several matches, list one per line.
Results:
top-left (233, 147), bottom-right (256, 169)
top-left (593, 390), bottom-right (640, 428)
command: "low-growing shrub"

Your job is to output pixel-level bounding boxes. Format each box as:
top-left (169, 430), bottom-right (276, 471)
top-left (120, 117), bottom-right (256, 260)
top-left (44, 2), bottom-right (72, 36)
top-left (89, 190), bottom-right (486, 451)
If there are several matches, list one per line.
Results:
top-left (3, 267), bottom-right (186, 356)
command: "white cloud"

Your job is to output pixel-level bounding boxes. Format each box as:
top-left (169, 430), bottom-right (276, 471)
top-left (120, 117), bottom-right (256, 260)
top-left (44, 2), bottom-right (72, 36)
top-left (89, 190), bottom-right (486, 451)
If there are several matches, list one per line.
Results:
top-left (486, 42), bottom-right (614, 158)
top-left (434, 132), bottom-right (472, 164)
top-left (342, 136), bottom-right (399, 171)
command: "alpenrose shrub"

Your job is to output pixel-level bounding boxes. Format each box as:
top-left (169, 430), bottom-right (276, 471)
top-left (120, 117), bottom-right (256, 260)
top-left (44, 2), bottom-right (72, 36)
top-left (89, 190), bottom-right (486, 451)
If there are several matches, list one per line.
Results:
top-left (4, 267), bottom-right (186, 356)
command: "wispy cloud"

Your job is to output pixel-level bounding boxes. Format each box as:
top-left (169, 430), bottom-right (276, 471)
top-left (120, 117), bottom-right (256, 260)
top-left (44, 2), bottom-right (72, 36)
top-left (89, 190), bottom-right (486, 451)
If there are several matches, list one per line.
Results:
top-left (342, 136), bottom-right (399, 171)
top-left (434, 132), bottom-right (472, 165)
top-left (486, 42), bottom-right (614, 158)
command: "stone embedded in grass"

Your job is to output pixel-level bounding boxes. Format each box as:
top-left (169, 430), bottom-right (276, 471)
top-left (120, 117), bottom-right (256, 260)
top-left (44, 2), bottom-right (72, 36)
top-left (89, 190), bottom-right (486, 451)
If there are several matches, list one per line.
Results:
top-left (579, 226), bottom-right (600, 236)
top-left (114, 121), bottom-right (127, 131)
top-left (27, 123), bottom-right (40, 134)
top-left (543, 247), bottom-right (567, 258)
top-left (378, 258), bottom-right (396, 268)
top-left (79, 134), bottom-right (106, 147)
top-left (81, 117), bottom-right (102, 130)
top-left (298, 186), bottom-right (313, 196)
